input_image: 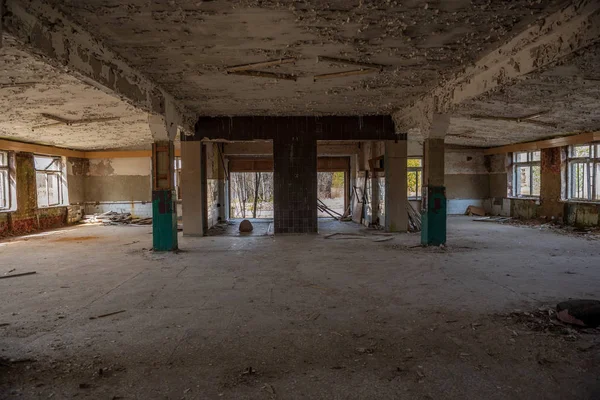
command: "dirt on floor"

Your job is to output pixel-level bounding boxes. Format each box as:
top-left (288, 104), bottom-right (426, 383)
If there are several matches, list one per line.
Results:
top-left (0, 217), bottom-right (599, 399)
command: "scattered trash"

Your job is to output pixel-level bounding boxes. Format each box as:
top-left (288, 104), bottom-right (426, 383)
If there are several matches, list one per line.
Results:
top-left (89, 310), bottom-right (126, 320)
top-left (0, 271), bottom-right (37, 280)
top-left (79, 383), bottom-right (91, 389)
top-left (6, 268), bottom-right (15, 274)
top-left (374, 237), bottom-right (394, 242)
top-left (262, 383), bottom-right (276, 396)
top-left (241, 367), bottom-right (255, 376)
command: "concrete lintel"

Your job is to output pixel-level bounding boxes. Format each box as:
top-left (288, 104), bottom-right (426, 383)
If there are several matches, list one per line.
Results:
top-left (3, 0), bottom-right (194, 133)
top-left (395, 0), bottom-right (600, 131)
top-left (193, 116), bottom-right (403, 141)
top-left (223, 142), bottom-right (360, 156)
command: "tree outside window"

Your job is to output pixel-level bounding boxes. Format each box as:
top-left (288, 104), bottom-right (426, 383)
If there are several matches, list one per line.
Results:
top-left (407, 158), bottom-right (422, 199)
top-left (512, 151), bottom-right (541, 197)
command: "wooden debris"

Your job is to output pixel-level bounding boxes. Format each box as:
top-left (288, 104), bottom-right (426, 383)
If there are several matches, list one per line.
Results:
top-left (89, 310), bottom-right (126, 320)
top-left (317, 56), bottom-right (387, 71)
top-left (317, 198), bottom-right (343, 220)
top-left (227, 70), bottom-right (298, 81)
top-left (0, 271), bottom-right (37, 280)
top-left (374, 237), bottom-right (394, 243)
top-left (226, 58), bottom-right (296, 72)
top-left (465, 205), bottom-right (486, 216)
top-left (314, 69), bottom-right (377, 81)
top-left (407, 202), bottom-right (422, 232)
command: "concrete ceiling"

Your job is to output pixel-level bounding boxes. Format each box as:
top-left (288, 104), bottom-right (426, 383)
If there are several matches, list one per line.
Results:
top-left (44, 0), bottom-right (563, 117)
top-left (0, 37), bottom-right (152, 150)
top-left (449, 41), bottom-right (600, 147)
top-left (2, 0), bottom-right (599, 151)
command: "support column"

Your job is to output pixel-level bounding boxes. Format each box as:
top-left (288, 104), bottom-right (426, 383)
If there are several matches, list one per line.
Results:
top-left (149, 115), bottom-right (178, 251)
top-left (151, 141), bottom-right (178, 251)
top-left (421, 114), bottom-right (449, 246)
top-left (384, 140), bottom-right (408, 232)
top-left (181, 141), bottom-right (206, 236)
top-left (273, 134), bottom-right (318, 234)
top-left (216, 144), bottom-right (227, 222)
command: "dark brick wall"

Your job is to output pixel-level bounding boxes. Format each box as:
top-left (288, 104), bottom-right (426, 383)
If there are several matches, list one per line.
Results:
top-left (273, 135), bottom-right (318, 234)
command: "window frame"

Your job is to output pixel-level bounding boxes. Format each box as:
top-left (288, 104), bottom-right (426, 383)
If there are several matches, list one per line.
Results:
top-left (34, 155), bottom-right (65, 208)
top-left (407, 157), bottom-right (423, 200)
top-left (0, 151), bottom-right (10, 211)
top-left (567, 143), bottom-right (600, 202)
top-left (511, 151), bottom-right (541, 198)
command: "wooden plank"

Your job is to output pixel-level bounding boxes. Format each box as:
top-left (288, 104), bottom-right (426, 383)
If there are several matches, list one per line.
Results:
top-left (317, 56), bottom-right (387, 71)
top-left (313, 69), bottom-right (377, 82)
top-left (0, 139), bottom-right (84, 158)
top-left (226, 58), bottom-right (296, 72)
top-left (227, 70), bottom-right (298, 81)
top-left (484, 131), bottom-right (600, 155)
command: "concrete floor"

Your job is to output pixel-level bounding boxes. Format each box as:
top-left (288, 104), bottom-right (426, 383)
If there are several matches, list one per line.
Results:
top-left (1, 217), bottom-right (599, 399)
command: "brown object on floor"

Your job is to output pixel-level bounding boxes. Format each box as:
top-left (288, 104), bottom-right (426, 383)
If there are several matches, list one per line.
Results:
top-left (0, 271), bottom-right (37, 280)
top-left (239, 219), bottom-right (254, 233)
top-left (556, 299), bottom-right (600, 328)
top-left (466, 205), bottom-right (486, 216)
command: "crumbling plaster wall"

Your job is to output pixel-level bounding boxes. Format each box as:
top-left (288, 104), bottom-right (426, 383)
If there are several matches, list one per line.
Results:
top-left (78, 157), bottom-right (153, 218)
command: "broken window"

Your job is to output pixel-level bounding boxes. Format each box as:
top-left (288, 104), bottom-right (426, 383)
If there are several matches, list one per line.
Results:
top-left (0, 151), bottom-right (9, 210)
top-left (568, 144), bottom-right (600, 201)
top-left (407, 158), bottom-right (422, 199)
top-left (35, 155), bottom-right (64, 208)
top-left (512, 151), bottom-right (541, 197)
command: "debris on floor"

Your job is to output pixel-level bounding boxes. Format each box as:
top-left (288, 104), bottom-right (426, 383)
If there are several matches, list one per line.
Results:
top-left (239, 219), bottom-right (254, 233)
top-left (473, 216), bottom-right (512, 223)
top-left (498, 307), bottom-right (600, 337)
top-left (0, 271), bottom-right (37, 280)
top-left (81, 212), bottom-right (152, 226)
top-left (556, 299), bottom-right (600, 328)
top-left (465, 205), bottom-right (486, 216)
top-left (407, 202), bottom-right (422, 232)
top-left (317, 198), bottom-right (345, 220)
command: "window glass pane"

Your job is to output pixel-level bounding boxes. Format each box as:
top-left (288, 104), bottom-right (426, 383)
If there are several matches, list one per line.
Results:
top-left (572, 145), bottom-right (590, 158)
top-left (407, 171), bottom-right (418, 198)
top-left (514, 152), bottom-right (528, 163)
top-left (531, 165), bottom-right (541, 196)
top-left (531, 151), bottom-right (541, 162)
top-left (595, 164), bottom-right (600, 201)
top-left (596, 145), bottom-right (600, 160)
top-left (0, 151), bottom-right (7, 167)
top-left (571, 162), bottom-right (590, 199)
top-left (0, 170), bottom-right (7, 209)
top-left (34, 156), bottom-right (61, 171)
top-left (407, 158), bottom-right (422, 167)
top-left (517, 166), bottom-right (531, 196)
top-left (48, 174), bottom-right (60, 206)
top-left (36, 172), bottom-right (49, 207)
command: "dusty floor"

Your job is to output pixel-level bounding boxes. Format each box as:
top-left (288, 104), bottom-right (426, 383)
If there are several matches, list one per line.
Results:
top-left (1, 217), bottom-right (599, 399)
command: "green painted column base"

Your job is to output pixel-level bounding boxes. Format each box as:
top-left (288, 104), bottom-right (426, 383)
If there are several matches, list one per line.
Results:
top-left (152, 190), bottom-right (178, 251)
top-left (421, 186), bottom-right (447, 246)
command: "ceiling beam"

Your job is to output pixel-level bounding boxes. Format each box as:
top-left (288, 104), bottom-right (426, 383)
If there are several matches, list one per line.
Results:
top-left (395, 0), bottom-right (600, 132)
top-left (484, 131), bottom-right (600, 155)
top-left (3, 0), bottom-right (193, 132)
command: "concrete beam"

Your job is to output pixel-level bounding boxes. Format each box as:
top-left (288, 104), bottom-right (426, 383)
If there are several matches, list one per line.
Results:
top-left (223, 142), bottom-right (360, 156)
top-left (3, 0), bottom-right (194, 133)
top-left (194, 116), bottom-right (403, 141)
top-left (395, 0), bottom-right (600, 132)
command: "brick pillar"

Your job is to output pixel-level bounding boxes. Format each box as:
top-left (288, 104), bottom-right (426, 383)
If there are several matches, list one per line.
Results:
top-left (273, 134), bottom-right (317, 234)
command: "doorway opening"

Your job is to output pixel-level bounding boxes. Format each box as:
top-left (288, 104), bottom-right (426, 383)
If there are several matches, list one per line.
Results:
top-left (229, 172), bottom-right (274, 219)
top-left (317, 171), bottom-right (346, 218)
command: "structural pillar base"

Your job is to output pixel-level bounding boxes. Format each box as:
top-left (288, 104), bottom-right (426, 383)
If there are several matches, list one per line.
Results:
top-left (152, 189), bottom-right (178, 251)
top-left (421, 186), bottom-right (447, 246)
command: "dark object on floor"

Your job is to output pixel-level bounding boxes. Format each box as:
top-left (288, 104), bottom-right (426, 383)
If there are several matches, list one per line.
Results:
top-left (0, 271), bottom-right (37, 280)
top-left (239, 219), bottom-right (254, 233)
top-left (556, 299), bottom-right (600, 328)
